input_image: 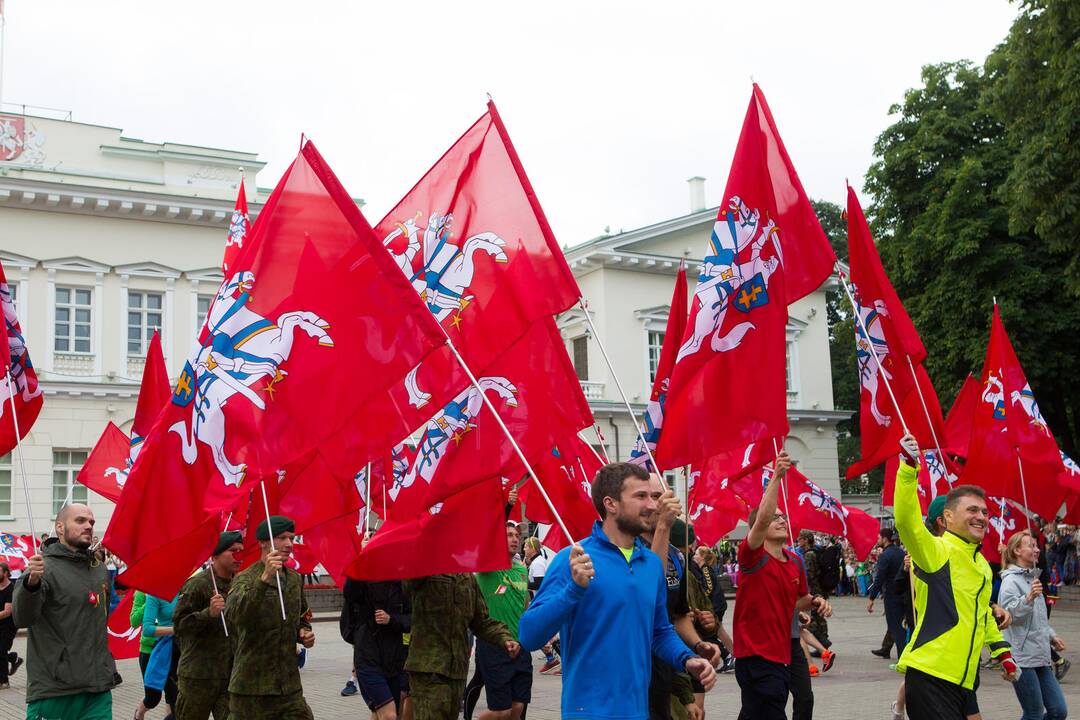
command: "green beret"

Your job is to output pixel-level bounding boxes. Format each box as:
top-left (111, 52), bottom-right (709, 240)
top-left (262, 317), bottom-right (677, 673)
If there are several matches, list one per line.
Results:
top-left (671, 519), bottom-right (696, 548)
top-left (256, 515), bottom-right (295, 541)
top-left (927, 496), bottom-right (947, 526)
top-left (213, 531), bottom-right (243, 556)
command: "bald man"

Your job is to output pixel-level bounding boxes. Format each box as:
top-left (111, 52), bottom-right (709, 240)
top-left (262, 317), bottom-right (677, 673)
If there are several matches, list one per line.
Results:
top-left (14, 504), bottom-right (118, 720)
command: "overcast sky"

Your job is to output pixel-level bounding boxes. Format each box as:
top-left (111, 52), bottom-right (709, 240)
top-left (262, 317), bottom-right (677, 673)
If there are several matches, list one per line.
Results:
top-left (1, 1), bottom-right (1018, 246)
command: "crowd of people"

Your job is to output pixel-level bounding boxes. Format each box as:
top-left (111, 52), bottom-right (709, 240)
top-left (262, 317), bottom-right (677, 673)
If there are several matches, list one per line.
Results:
top-left (1, 433), bottom-right (1073, 719)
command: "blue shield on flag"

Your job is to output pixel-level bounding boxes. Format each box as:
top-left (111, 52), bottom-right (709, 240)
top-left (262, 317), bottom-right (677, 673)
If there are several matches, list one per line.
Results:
top-left (733, 273), bottom-right (769, 314)
top-left (171, 362), bottom-right (197, 407)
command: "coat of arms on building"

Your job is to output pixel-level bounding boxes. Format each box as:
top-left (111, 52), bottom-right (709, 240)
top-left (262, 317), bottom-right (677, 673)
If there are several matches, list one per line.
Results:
top-left (0, 115), bottom-right (46, 164)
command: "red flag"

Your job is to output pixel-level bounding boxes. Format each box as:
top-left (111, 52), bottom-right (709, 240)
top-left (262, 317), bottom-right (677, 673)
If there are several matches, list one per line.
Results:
top-left (76, 422), bottom-right (131, 503)
top-left (105, 141), bottom-right (447, 597)
top-left (348, 477), bottom-right (508, 581)
top-left (523, 433), bottom-right (603, 552)
top-left (132, 331), bottom-right (170, 441)
top-left (694, 438), bottom-right (782, 501)
top-left (222, 181), bottom-right (249, 274)
top-left (944, 374), bottom-right (979, 458)
top-left (629, 263), bottom-right (687, 468)
top-left (107, 591), bottom-right (143, 660)
top-left (286, 540), bottom-right (320, 576)
top-left (687, 468), bottom-right (748, 546)
top-left (0, 260), bottom-right (43, 455)
top-left (845, 188), bottom-right (945, 477)
top-left (784, 467), bottom-right (879, 560)
top-left (962, 306), bottom-right (1066, 519)
top-left (882, 450), bottom-right (960, 512)
top-left (276, 452), bottom-right (363, 536)
top-left (0, 532), bottom-right (32, 573)
top-left (982, 496), bottom-right (1024, 565)
top-left (1059, 451), bottom-right (1080, 494)
top-left (302, 511), bottom-right (366, 589)
top-left (657, 85), bottom-right (835, 468)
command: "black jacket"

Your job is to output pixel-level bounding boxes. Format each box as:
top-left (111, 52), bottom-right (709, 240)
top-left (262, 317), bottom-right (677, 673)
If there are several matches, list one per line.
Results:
top-left (869, 544), bottom-right (905, 601)
top-left (341, 579), bottom-right (411, 675)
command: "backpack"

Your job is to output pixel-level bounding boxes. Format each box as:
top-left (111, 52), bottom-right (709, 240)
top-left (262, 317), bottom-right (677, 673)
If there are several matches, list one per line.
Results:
top-left (818, 544), bottom-right (841, 592)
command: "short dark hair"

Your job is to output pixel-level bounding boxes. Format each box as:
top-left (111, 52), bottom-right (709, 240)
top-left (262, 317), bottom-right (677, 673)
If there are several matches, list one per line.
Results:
top-left (591, 462), bottom-right (649, 518)
top-left (945, 484), bottom-right (986, 512)
top-left (0, 562), bottom-right (8, 576)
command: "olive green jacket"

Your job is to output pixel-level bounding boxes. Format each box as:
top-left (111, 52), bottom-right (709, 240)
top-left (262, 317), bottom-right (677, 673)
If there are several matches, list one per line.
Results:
top-left (225, 561), bottom-right (311, 696)
top-left (175, 568), bottom-right (234, 680)
top-left (404, 574), bottom-right (512, 679)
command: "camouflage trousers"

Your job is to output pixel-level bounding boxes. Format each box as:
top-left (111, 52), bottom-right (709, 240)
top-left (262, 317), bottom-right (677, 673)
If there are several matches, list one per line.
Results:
top-left (410, 672), bottom-right (465, 720)
top-left (228, 690), bottom-right (313, 720)
top-left (808, 610), bottom-right (831, 647)
top-left (176, 675), bottom-right (230, 720)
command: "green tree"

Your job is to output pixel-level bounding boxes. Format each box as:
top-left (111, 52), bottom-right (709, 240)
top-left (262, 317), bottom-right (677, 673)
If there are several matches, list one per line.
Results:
top-left (987, 0), bottom-right (1080, 296)
top-left (865, 60), bottom-right (1079, 458)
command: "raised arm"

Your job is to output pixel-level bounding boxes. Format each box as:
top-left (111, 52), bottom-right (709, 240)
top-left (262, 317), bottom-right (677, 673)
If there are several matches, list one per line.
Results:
top-left (747, 453), bottom-right (790, 551)
top-left (893, 437), bottom-right (946, 573)
top-left (518, 548), bottom-right (585, 651)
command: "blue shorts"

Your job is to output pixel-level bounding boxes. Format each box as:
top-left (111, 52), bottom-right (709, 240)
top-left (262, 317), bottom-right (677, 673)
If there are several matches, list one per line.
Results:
top-left (356, 665), bottom-right (409, 712)
top-left (476, 640), bottom-right (532, 710)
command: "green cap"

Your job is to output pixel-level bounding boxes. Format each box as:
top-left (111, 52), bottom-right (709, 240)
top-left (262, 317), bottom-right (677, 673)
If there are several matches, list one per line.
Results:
top-left (927, 496), bottom-right (947, 526)
top-left (213, 531), bottom-right (243, 556)
top-left (256, 515), bottom-right (295, 541)
top-left (671, 519), bottom-right (696, 548)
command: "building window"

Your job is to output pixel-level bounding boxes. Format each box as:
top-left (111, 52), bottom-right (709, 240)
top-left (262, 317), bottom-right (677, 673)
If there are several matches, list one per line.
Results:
top-left (786, 341), bottom-right (793, 391)
top-left (573, 336), bottom-right (588, 382)
top-left (128, 291), bottom-right (163, 355)
top-left (647, 330), bottom-right (665, 383)
top-left (196, 294), bottom-right (214, 329)
top-left (0, 454), bottom-right (10, 517)
top-left (54, 287), bottom-right (92, 353)
top-left (52, 450), bottom-right (88, 515)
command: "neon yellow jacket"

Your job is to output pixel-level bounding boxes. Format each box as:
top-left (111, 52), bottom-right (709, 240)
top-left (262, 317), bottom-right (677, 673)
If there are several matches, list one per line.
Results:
top-left (894, 461), bottom-right (1011, 689)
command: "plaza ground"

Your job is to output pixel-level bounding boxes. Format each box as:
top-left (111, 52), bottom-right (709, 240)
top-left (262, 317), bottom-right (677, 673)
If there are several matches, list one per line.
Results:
top-left (0, 595), bottom-right (1076, 719)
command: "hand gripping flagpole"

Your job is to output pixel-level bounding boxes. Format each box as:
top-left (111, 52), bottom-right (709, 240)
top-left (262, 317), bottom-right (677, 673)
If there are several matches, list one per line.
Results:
top-left (208, 511), bottom-right (234, 637)
top-left (835, 266), bottom-right (910, 435)
top-left (443, 338), bottom-right (576, 545)
top-left (771, 437), bottom-right (795, 548)
top-left (6, 370), bottom-right (37, 556)
top-left (259, 480), bottom-right (288, 620)
top-left (577, 297), bottom-right (667, 489)
top-left (904, 356), bottom-right (949, 495)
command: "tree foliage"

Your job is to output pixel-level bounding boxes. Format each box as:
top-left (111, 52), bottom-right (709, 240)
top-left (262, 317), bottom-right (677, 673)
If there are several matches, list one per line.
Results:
top-left (865, 58), bottom-right (1079, 459)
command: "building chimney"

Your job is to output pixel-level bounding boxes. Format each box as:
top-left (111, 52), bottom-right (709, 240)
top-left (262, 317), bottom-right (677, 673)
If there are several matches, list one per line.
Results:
top-left (687, 176), bottom-right (706, 213)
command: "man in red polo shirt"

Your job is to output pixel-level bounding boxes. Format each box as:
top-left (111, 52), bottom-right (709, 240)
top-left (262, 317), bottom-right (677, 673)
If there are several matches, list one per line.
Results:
top-left (733, 452), bottom-right (831, 720)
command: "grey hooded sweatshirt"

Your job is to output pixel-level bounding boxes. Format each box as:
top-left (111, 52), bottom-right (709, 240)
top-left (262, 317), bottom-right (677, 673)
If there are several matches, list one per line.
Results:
top-left (998, 564), bottom-right (1056, 668)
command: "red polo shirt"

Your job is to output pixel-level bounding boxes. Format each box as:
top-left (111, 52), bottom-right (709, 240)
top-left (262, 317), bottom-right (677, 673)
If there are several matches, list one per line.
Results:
top-left (732, 541), bottom-right (807, 664)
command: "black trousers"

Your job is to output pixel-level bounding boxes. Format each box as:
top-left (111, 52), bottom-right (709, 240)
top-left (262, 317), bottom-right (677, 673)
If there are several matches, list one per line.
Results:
top-left (736, 655), bottom-right (789, 720)
top-left (883, 597), bottom-right (907, 659)
top-left (0, 630), bottom-right (13, 683)
top-left (789, 638), bottom-right (813, 720)
top-left (906, 668), bottom-right (967, 720)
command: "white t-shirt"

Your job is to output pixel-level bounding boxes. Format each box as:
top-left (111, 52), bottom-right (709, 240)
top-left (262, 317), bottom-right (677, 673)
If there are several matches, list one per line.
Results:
top-left (528, 553), bottom-right (550, 583)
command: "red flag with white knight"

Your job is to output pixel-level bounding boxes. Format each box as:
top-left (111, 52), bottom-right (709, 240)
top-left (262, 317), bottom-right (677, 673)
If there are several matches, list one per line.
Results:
top-left (222, 180), bottom-right (250, 274)
top-left (982, 495), bottom-right (1023, 565)
top-left (107, 591), bottom-right (143, 660)
top-left (78, 331), bottom-right (170, 503)
top-left (106, 141), bottom-right (448, 598)
top-left (962, 305), bottom-right (1066, 519)
top-left (845, 187), bottom-right (946, 478)
top-left (656, 85), bottom-right (836, 468)
top-left (944, 374), bottom-right (979, 459)
top-left (784, 467), bottom-right (879, 560)
top-left (687, 467), bottom-right (748, 546)
top-left (319, 101), bottom-right (585, 474)
top-left (0, 260), bottom-right (43, 456)
top-left (882, 449), bottom-right (960, 513)
top-left (0, 532), bottom-right (33, 573)
top-left (523, 431), bottom-right (604, 553)
top-left (629, 262), bottom-right (687, 469)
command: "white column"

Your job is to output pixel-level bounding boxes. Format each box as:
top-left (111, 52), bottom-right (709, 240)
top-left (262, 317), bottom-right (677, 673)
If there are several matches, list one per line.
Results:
top-left (118, 274), bottom-right (129, 378)
top-left (44, 269), bottom-right (55, 373)
top-left (93, 272), bottom-right (104, 377)
top-left (163, 277), bottom-right (174, 369)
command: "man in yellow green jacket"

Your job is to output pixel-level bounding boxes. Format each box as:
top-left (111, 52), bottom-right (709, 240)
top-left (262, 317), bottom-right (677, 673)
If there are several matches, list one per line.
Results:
top-left (893, 433), bottom-right (1019, 719)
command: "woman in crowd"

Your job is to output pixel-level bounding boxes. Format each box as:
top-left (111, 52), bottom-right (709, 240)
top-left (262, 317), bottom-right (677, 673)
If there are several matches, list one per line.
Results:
top-left (133, 591), bottom-right (180, 720)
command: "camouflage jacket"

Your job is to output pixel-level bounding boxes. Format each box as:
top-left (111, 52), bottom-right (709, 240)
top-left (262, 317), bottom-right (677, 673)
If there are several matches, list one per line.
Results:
top-left (803, 548), bottom-right (825, 597)
top-left (403, 574), bottom-right (512, 679)
top-left (174, 568), bottom-right (234, 680)
top-left (225, 561), bottom-right (311, 696)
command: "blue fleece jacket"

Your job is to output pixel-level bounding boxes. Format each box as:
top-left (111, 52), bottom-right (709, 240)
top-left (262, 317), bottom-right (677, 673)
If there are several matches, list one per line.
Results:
top-left (519, 521), bottom-right (694, 719)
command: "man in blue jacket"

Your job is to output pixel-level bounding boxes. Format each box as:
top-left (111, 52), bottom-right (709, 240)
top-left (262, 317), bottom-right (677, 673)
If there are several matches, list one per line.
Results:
top-left (519, 462), bottom-right (716, 719)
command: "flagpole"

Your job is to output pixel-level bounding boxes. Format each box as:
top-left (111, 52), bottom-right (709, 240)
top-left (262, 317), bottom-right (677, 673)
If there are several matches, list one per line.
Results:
top-left (381, 485), bottom-right (387, 526)
top-left (771, 437), bottom-right (795, 548)
top-left (362, 462), bottom-right (372, 536)
top-left (207, 510), bottom-right (234, 637)
top-left (443, 337), bottom-right (576, 544)
top-left (835, 266), bottom-right (910, 435)
top-left (577, 297), bottom-right (666, 487)
top-left (6, 371), bottom-right (37, 555)
top-left (591, 424), bottom-right (611, 463)
top-left (258, 480), bottom-right (287, 620)
top-left (1015, 452), bottom-right (1033, 530)
top-left (905, 356), bottom-right (949, 496)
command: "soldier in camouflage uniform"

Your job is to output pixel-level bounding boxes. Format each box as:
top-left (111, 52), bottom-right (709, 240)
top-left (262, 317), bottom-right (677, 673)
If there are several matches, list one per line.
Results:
top-left (404, 574), bottom-right (517, 720)
top-left (174, 531), bottom-right (243, 720)
top-left (797, 530), bottom-right (831, 648)
top-left (225, 516), bottom-right (315, 720)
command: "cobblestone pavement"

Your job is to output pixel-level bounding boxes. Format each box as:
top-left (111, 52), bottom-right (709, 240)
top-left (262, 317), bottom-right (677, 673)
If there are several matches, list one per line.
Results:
top-left (0, 596), bottom-right (1077, 719)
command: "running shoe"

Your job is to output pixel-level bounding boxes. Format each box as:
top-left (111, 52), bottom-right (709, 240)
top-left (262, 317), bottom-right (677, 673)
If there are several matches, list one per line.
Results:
top-left (8, 657), bottom-right (22, 677)
top-left (890, 701), bottom-right (904, 720)
top-left (341, 680), bottom-right (358, 697)
top-left (820, 649), bottom-right (836, 673)
top-left (808, 664), bottom-right (819, 677)
top-left (539, 658), bottom-right (562, 675)
top-left (871, 648), bottom-right (891, 659)
top-left (1055, 658), bottom-right (1071, 681)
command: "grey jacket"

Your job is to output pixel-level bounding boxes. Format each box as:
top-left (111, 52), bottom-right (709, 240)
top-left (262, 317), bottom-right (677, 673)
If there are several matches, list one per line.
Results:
top-left (13, 538), bottom-right (117, 702)
top-left (998, 565), bottom-right (1056, 668)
